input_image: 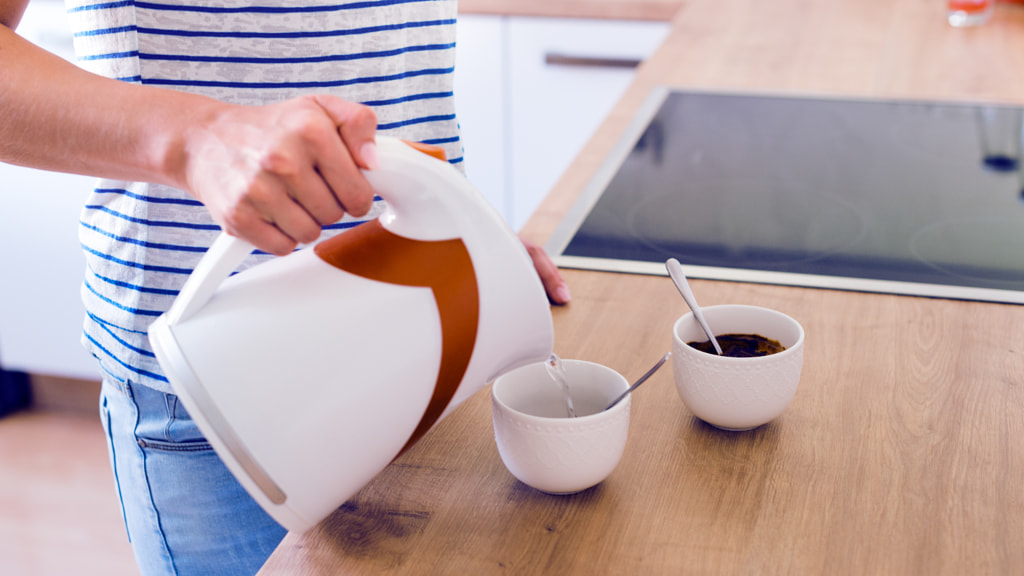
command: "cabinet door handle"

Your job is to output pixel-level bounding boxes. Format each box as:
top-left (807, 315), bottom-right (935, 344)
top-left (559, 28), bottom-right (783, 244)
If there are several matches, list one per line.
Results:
top-left (543, 52), bottom-right (642, 69)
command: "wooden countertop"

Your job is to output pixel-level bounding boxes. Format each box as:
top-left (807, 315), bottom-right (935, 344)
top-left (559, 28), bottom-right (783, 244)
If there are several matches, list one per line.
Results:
top-left (260, 1), bottom-right (1024, 573)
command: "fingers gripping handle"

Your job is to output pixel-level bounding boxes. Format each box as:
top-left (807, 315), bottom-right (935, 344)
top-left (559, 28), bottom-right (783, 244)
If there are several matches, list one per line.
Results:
top-left (162, 136), bottom-right (454, 326)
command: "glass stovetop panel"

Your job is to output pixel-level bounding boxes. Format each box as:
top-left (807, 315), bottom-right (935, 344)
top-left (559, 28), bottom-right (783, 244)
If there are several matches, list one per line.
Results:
top-left (547, 88), bottom-right (1024, 304)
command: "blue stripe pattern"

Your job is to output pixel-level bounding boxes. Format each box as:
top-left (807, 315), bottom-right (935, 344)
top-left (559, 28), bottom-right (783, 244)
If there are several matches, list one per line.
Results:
top-left (86, 313), bottom-right (158, 357)
top-left (79, 50), bottom-right (139, 61)
top-left (142, 66), bottom-right (455, 90)
top-left (83, 279), bottom-right (164, 317)
top-left (67, 1), bottom-right (136, 13)
top-left (68, 0), bottom-right (440, 14)
top-left (134, 18), bottom-right (455, 39)
top-left (135, 0), bottom-right (439, 13)
top-left (88, 270), bottom-right (181, 297)
top-left (80, 221), bottom-right (212, 252)
top-left (137, 42), bottom-right (454, 65)
top-left (362, 91), bottom-right (453, 107)
top-left (84, 205), bottom-right (223, 231)
top-left (81, 244), bottom-right (195, 275)
top-left (85, 331), bottom-right (169, 382)
top-left (92, 187), bottom-right (205, 206)
top-left (73, 25), bottom-right (136, 38)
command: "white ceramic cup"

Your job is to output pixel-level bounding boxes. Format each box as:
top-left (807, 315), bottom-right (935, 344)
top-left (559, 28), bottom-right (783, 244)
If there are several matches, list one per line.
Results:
top-left (672, 305), bottom-right (805, 431)
top-left (491, 359), bottom-right (630, 494)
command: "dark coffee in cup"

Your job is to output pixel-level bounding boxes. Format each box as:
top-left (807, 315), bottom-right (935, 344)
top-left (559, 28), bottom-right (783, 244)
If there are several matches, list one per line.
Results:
top-left (687, 333), bottom-right (785, 357)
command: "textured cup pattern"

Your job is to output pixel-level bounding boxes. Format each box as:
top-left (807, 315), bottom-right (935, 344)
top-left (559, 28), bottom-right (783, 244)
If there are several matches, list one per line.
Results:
top-left (679, 347), bottom-right (804, 406)
top-left (491, 358), bottom-right (631, 493)
top-left (493, 405), bottom-right (629, 471)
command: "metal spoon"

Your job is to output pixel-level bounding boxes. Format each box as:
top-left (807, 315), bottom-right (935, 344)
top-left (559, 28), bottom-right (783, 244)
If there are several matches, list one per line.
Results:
top-left (666, 258), bottom-right (723, 355)
top-left (604, 352), bottom-right (671, 411)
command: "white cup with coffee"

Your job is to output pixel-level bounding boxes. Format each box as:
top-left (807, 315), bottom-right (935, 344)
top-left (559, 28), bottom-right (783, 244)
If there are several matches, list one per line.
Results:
top-left (672, 305), bottom-right (805, 431)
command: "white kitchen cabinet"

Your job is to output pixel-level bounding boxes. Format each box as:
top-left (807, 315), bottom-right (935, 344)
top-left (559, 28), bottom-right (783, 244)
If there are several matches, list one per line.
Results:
top-left (506, 17), bottom-right (670, 230)
top-left (455, 16), bottom-right (670, 230)
top-left (0, 166), bottom-right (98, 380)
top-left (453, 15), bottom-right (508, 220)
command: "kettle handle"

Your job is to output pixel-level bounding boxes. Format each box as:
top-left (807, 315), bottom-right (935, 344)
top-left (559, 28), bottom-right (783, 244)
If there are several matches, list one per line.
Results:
top-left (163, 232), bottom-right (256, 325)
top-left (163, 136), bottom-right (452, 326)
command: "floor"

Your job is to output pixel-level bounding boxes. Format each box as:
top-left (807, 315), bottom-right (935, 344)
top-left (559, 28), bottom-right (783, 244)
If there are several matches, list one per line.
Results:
top-left (0, 379), bottom-right (139, 576)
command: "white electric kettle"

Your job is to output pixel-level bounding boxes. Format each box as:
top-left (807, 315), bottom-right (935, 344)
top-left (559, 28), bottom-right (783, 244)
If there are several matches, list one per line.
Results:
top-left (148, 137), bottom-right (554, 533)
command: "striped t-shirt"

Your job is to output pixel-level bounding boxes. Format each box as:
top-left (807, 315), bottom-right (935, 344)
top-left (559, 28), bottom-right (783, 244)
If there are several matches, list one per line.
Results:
top-left (65, 0), bottom-right (464, 392)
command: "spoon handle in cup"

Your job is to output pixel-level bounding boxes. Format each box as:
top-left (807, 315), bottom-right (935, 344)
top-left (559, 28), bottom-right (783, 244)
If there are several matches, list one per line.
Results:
top-left (605, 352), bottom-right (671, 411)
top-left (666, 258), bottom-right (723, 355)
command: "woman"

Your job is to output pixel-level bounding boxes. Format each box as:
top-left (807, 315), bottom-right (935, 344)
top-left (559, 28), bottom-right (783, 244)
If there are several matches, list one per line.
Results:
top-left (0, 1), bottom-right (568, 573)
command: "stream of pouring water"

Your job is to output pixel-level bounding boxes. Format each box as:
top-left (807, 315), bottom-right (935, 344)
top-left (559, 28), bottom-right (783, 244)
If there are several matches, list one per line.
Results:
top-left (545, 353), bottom-right (577, 418)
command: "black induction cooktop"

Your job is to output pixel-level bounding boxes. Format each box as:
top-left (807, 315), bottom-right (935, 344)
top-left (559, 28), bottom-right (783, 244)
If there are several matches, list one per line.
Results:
top-left (545, 87), bottom-right (1024, 304)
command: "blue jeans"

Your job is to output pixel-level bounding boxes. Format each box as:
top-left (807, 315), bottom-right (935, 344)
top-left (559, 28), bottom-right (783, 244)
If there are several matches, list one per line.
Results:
top-left (99, 378), bottom-right (286, 576)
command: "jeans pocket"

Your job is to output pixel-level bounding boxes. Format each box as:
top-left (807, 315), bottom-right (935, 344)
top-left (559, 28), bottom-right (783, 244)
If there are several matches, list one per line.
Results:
top-left (135, 437), bottom-right (214, 452)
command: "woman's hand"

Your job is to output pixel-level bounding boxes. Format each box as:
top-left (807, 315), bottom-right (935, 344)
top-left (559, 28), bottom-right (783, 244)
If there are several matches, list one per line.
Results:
top-left (522, 238), bottom-right (571, 305)
top-left (180, 95), bottom-right (379, 256)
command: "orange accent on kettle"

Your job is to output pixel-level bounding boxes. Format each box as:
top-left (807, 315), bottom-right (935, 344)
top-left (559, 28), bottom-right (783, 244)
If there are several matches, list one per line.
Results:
top-left (314, 219), bottom-right (478, 455)
top-left (401, 140), bottom-right (448, 162)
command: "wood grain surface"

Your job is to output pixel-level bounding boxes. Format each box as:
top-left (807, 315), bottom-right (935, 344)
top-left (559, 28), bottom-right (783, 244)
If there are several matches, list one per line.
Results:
top-left (261, 1), bottom-right (1024, 573)
top-left (260, 273), bottom-right (1024, 575)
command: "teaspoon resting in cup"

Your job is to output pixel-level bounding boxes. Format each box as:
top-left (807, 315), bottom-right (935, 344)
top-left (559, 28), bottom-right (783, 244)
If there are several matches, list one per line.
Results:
top-left (666, 258), bottom-right (723, 355)
top-left (604, 352), bottom-right (671, 411)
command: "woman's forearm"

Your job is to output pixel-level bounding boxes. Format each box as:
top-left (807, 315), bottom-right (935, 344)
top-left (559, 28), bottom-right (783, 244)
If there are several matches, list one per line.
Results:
top-left (0, 22), bottom-right (380, 255)
top-left (0, 22), bottom-right (219, 189)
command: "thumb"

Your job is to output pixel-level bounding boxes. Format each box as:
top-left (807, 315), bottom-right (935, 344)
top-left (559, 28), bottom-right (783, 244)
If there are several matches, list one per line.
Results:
top-left (312, 94), bottom-right (379, 170)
